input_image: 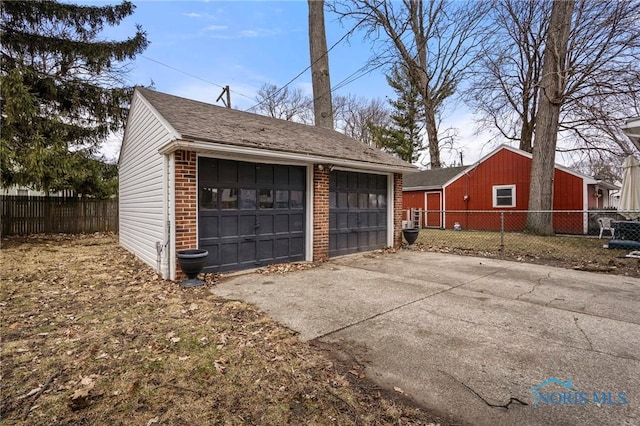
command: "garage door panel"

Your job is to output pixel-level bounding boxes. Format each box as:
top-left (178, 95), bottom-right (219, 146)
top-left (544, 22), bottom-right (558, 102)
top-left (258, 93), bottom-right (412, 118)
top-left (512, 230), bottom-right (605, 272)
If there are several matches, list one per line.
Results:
top-left (238, 162), bottom-right (256, 184)
top-left (290, 214), bottom-right (304, 232)
top-left (203, 245), bottom-right (218, 267)
top-left (337, 212), bottom-right (348, 229)
top-left (200, 215), bottom-right (218, 238)
top-left (291, 237), bottom-right (304, 256)
top-left (219, 160), bottom-right (238, 183)
top-left (329, 170), bottom-right (387, 257)
top-left (258, 240), bottom-right (274, 260)
top-left (359, 212), bottom-right (369, 227)
top-left (274, 166), bottom-right (289, 186)
top-left (377, 212), bottom-right (387, 227)
top-left (239, 241), bottom-right (256, 262)
top-left (258, 215), bottom-right (274, 234)
top-left (239, 215), bottom-right (256, 236)
top-left (274, 215), bottom-right (289, 233)
top-left (257, 164), bottom-right (273, 184)
top-left (348, 232), bottom-right (358, 248)
top-left (329, 212), bottom-right (337, 229)
top-left (290, 167), bottom-right (304, 187)
top-left (275, 238), bottom-right (289, 258)
top-left (198, 158), bottom-right (305, 272)
top-left (220, 243), bottom-right (238, 265)
top-left (338, 192), bottom-right (348, 208)
top-left (336, 234), bottom-right (348, 250)
top-left (220, 216), bottom-right (238, 237)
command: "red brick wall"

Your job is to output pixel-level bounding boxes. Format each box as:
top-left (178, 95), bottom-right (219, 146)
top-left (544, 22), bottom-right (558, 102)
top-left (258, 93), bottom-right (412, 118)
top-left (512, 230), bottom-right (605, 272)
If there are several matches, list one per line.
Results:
top-left (393, 173), bottom-right (403, 248)
top-left (313, 166), bottom-right (330, 261)
top-left (174, 150), bottom-right (197, 276)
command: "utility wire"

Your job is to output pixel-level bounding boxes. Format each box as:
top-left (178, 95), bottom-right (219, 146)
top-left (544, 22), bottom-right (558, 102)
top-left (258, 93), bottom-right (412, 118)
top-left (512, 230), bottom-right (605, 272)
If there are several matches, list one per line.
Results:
top-left (140, 54), bottom-right (256, 102)
top-left (139, 17), bottom-right (387, 112)
top-left (246, 18), bottom-right (366, 112)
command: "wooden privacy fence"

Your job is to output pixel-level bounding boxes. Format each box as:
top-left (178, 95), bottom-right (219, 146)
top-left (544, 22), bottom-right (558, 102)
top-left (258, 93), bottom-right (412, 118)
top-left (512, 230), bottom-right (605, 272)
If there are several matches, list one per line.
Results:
top-left (1, 196), bottom-right (118, 235)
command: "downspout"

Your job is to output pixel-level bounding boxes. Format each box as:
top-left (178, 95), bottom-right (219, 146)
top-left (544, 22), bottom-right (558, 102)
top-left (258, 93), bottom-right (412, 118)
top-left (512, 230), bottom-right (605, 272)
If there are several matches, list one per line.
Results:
top-left (156, 154), bottom-right (171, 279)
top-left (168, 152), bottom-right (176, 280)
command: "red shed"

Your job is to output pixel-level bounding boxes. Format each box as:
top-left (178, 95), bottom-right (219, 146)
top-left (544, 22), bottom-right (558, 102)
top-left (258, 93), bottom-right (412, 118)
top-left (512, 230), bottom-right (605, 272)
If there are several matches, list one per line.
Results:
top-left (403, 145), bottom-right (618, 234)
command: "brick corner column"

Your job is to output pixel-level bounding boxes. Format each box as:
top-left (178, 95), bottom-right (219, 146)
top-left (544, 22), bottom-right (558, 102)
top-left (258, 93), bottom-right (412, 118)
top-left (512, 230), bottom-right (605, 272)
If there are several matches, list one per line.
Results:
top-left (393, 173), bottom-right (403, 249)
top-left (313, 166), bottom-right (330, 261)
top-left (174, 150), bottom-right (197, 278)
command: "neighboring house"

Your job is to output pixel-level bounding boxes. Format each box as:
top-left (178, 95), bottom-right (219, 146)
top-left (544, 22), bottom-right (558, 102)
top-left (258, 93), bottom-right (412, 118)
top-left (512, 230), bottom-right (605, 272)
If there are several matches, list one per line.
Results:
top-left (1, 185), bottom-right (73, 197)
top-left (621, 117), bottom-right (640, 152)
top-left (403, 145), bottom-right (618, 234)
top-left (119, 88), bottom-right (414, 280)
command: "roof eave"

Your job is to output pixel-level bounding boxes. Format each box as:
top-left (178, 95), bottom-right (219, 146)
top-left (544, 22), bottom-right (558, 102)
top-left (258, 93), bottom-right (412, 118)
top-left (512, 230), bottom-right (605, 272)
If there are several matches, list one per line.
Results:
top-left (158, 139), bottom-right (416, 174)
top-left (402, 185), bottom-right (443, 191)
top-left (594, 181), bottom-right (620, 190)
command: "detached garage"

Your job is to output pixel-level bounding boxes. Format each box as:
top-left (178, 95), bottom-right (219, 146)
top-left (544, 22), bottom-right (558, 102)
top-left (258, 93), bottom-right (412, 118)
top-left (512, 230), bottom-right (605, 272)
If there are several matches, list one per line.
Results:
top-left (119, 88), bottom-right (414, 280)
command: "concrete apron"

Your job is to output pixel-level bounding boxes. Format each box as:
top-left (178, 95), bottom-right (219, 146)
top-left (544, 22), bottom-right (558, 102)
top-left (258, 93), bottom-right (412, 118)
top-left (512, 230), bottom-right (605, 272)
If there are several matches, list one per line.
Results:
top-left (211, 250), bottom-right (640, 426)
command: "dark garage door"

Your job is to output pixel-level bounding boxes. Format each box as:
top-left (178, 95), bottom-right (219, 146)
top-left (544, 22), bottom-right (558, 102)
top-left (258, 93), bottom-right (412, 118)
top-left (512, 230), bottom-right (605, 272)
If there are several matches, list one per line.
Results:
top-left (329, 170), bottom-right (387, 257)
top-left (198, 158), bottom-right (305, 272)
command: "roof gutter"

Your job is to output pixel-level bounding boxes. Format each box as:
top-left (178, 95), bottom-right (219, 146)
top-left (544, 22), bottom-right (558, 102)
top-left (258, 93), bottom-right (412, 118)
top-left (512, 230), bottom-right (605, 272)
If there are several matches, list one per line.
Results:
top-left (158, 138), bottom-right (416, 174)
top-left (403, 185), bottom-right (443, 191)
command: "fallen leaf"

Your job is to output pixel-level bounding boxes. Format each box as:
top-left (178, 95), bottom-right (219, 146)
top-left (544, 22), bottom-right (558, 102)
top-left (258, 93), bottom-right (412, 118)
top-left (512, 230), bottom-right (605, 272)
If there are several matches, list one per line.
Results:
top-left (146, 416), bottom-right (159, 426)
top-left (214, 358), bottom-right (226, 374)
top-left (128, 380), bottom-right (140, 395)
top-left (79, 377), bottom-right (95, 388)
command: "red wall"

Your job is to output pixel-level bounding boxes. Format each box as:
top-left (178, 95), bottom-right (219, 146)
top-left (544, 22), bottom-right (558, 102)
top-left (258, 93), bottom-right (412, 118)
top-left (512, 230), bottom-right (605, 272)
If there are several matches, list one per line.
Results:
top-left (443, 148), bottom-right (585, 233)
top-left (403, 190), bottom-right (425, 211)
top-left (403, 190), bottom-right (425, 227)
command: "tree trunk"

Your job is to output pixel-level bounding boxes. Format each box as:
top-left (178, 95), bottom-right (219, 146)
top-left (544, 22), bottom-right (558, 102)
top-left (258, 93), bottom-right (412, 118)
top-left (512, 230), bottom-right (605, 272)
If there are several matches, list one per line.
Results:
top-left (424, 103), bottom-right (441, 168)
top-left (308, 0), bottom-right (333, 129)
top-left (525, 0), bottom-right (574, 235)
top-left (519, 120), bottom-right (534, 153)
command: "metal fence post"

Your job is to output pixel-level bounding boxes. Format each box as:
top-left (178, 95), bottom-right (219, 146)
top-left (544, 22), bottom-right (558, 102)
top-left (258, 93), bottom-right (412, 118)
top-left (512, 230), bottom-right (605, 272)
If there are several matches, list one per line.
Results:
top-left (500, 211), bottom-right (505, 251)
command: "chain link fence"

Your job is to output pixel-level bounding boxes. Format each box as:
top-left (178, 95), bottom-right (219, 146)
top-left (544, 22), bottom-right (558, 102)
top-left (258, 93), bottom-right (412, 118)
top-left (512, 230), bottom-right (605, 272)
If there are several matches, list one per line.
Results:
top-left (403, 209), bottom-right (640, 269)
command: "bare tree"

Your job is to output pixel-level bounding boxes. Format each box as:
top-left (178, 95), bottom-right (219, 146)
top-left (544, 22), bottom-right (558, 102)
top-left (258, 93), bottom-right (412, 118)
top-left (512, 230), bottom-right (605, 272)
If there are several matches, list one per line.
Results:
top-left (468, 0), bottom-right (640, 159)
top-left (253, 83), bottom-right (313, 124)
top-left (331, 0), bottom-right (490, 168)
top-left (557, 0), bottom-right (640, 158)
top-left (333, 94), bottom-right (390, 145)
top-left (526, 0), bottom-right (575, 235)
top-left (465, 0), bottom-right (551, 152)
top-left (308, 0), bottom-right (333, 128)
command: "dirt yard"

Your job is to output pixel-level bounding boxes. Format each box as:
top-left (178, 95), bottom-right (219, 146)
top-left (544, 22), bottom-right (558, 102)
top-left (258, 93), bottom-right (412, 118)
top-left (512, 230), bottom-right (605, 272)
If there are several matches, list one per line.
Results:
top-left (1, 234), bottom-right (443, 425)
top-left (415, 229), bottom-right (640, 278)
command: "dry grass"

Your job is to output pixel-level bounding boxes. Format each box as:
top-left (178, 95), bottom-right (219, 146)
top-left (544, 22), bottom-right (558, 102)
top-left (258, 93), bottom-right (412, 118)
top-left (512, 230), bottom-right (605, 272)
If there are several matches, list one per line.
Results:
top-left (1, 234), bottom-right (442, 425)
top-left (415, 229), bottom-right (639, 277)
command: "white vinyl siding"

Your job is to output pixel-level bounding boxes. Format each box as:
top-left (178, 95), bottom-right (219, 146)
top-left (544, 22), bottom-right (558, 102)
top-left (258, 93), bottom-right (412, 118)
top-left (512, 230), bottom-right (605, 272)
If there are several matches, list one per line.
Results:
top-left (119, 93), bottom-right (174, 275)
top-left (493, 184), bottom-right (516, 208)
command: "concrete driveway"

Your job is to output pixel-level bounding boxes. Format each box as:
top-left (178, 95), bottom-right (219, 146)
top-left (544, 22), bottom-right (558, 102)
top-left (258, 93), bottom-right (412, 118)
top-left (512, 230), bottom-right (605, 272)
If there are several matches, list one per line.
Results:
top-left (211, 250), bottom-right (640, 425)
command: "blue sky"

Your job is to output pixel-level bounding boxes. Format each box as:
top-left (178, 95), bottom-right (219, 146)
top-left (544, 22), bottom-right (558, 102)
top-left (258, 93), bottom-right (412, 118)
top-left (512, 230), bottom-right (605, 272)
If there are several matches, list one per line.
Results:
top-left (111, 1), bottom-right (389, 108)
top-left (99, 0), bottom-right (489, 164)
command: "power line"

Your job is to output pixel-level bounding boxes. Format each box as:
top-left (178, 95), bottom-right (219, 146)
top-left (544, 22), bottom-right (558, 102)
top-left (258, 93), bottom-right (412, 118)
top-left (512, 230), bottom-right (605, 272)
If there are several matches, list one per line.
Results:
top-left (246, 18), bottom-right (366, 112)
top-left (140, 55), bottom-right (256, 102)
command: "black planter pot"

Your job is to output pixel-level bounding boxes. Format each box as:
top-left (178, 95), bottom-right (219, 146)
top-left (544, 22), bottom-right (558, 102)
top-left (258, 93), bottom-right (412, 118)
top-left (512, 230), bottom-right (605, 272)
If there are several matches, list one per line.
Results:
top-left (176, 249), bottom-right (209, 287)
top-left (402, 228), bottom-right (420, 246)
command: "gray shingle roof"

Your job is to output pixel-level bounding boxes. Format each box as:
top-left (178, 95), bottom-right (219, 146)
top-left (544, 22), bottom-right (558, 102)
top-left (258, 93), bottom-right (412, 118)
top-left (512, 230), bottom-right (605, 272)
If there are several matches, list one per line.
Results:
top-left (137, 88), bottom-right (414, 171)
top-left (403, 166), bottom-right (468, 189)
